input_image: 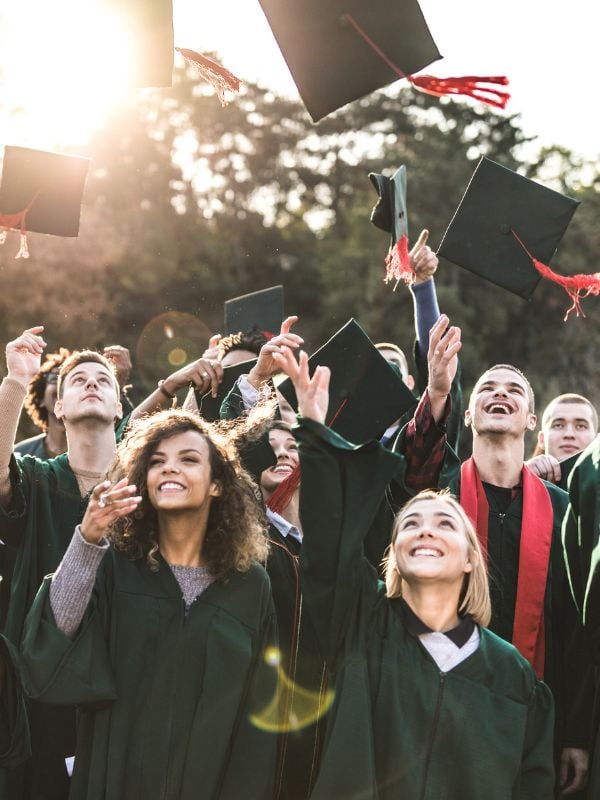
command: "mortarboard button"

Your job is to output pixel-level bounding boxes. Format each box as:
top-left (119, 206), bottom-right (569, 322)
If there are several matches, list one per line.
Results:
top-left (224, 286), bottom-right (284, 338)
top-left (0, 146), bottom-right (90, 259)
top-left (277, 318), bottom-right (416, 444)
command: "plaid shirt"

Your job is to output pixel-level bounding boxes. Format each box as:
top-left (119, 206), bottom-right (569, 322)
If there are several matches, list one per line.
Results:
top-left (403, 390), bottom-right (451, 491)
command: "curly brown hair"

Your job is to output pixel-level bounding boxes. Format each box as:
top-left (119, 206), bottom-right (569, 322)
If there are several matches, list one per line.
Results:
top-left (23, 348), bottom-right (72, 432)
top-left (109, 409), bottom-right (269, 580)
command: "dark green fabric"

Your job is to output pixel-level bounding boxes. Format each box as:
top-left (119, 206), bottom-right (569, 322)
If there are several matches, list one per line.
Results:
top-left (294, 418), bottom-right (555, 799)
top-left (389, 433), bottom-right (593, 753)
top-left (0, 634), bottom-right (30, 769)
top-left (266, 525), bottom-right (327, 800)
top-left (20, 551), bottom-right (277, 800)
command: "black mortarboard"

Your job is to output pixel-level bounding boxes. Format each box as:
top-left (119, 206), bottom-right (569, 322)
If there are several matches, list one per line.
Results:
top-left (277, 318), bottom-right (416, 444)
top-left (0, 146), bottom-right (90, 236)
top-left (224, 286), bottom-right (284, 337)
top-left (258, 0), bottom-right (441, 122)
top-left (0, 146), bottom-right (90, 252)
top-left (195, 358), bottom-right (257, 423)
top-left (438, 157), bottom-right (580, 301)
top-left (370, 165), bottom-right (411, 285)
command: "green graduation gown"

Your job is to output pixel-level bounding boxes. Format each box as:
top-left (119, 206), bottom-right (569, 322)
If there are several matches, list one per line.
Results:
top-left (20, 550), bottom-right (277, 800)
top-left (562, 437), bottom-right (600, 796)
top-left (294, 418), bottom-right (555, 800)
top-left (0, 634), bottom-right (30, 770)
top-left (389, 431), bottom-right (593, 757)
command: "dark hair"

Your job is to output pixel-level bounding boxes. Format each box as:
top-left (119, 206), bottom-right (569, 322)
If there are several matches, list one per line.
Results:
top-left (218, 330), bottom-right (268, 361)
top-left (109, 410), bottom-right (269, 581)
top-left (23, 348), bottom-right (71, 432)
top-left (57, 350), bottom-right (119, 399)
top-left (473, 363), bottom-right (535, 413)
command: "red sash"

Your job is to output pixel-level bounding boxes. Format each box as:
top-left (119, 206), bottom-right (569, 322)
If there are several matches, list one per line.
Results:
top-left (460, 458), bottom-right (553, 679)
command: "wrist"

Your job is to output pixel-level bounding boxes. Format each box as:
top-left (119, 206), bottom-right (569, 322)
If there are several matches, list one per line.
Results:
top-left (158, 379), bottom-right (177, 399)
top-left (247, 367), bottom-right (270, 389)
top-left (5, 371), bottom-right (32, 389)
top-left (426, 386), bottom-right (449, 404)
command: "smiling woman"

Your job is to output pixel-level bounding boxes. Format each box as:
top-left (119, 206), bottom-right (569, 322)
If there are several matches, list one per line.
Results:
top-left (0, 0), bottom-right (137, 146)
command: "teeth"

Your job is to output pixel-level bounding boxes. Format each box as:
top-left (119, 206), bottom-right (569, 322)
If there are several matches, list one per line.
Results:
top-left (160, 482), bottom-right (185, 491)
top-left (411, 547), bottom-right (442, 557)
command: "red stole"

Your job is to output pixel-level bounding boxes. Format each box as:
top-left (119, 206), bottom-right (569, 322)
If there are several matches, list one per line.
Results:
top-left (460, 458), bottom-right (553, 679)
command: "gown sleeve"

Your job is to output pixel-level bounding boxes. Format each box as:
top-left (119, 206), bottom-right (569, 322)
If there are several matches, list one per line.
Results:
top-left (19, 559), bottom-right (117, 707)
top-left (0, 634), bottom-right (31, 769)
top-left (517, 679), bottom-right (556, 800)
top-left (294, 417), bottom-right (401, 665)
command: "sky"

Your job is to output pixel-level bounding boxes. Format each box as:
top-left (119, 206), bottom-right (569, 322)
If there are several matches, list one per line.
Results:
top-left (0, 0), bottom-right (598, 160)
top-left (173, 0), bottom-right (600, 161)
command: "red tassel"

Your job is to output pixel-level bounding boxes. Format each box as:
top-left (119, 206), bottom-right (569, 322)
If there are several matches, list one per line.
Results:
top-left (261, 330), bottom-right (275, 341)
top-left (511, 229), bottom-right (600, 320)
top-left (384, 235), bottom-right (413, 289)
top-left (266, 465), bottom-right (301, 516)
top-left (407, 74), bottom-right (510, 109)
top-left (176, 47), bottom-right (242, 106)
top-left (342, 14), bottom-right (510, 111)
top-left (0, 207), bottom-right (31, 259)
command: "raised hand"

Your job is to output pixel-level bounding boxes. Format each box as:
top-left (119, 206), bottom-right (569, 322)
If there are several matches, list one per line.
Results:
top-left (427, 315), bottom-right (461, 423)
top-left (248, 316), bottom-right (304, 389)
top-left (80, 479), bottom-right (142, 544)
top-left (410, 230), bottom-right (438, 285)
top-left (5, 326), bottom-right (46, 387)
top-left (103, 345), bottom-right (133, 387)
top-left (525, 454), bottom-right (562, 484)
top-left (163, 357), bottom-right (224, 399)
top-left (272, 347), bottom-right (330, 425)
top-left (202, 334), bottom-right (222, 361)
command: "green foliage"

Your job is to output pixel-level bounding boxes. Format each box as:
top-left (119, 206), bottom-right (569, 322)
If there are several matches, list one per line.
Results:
top-left (1, 65), bottom-right (599, 449)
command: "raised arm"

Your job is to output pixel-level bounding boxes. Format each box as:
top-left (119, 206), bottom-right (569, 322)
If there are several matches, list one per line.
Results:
top-left (0, 327), bottom-right (46, 507)
top-left (272, 348), bottom-right (400, 663)
top-left (408, 230), bottom-right (440, 359)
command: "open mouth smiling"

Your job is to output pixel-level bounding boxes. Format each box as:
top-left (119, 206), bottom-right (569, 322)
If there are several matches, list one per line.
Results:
top-left (159, 482), bottom-right (186, 492)
top-left (409, 546), bottom-right (444, 558)
top-left (484, 401), bottom-right (513, 415)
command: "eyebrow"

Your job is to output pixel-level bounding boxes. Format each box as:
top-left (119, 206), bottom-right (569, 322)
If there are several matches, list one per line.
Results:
top-left (152, 448), bottom-right (204, 457)
top-left (551, 416), bottom-right (591, 425)
top-left (479, 380), bottom-right (525, 393)
top-left (401, 510), bottom-right (457, 523)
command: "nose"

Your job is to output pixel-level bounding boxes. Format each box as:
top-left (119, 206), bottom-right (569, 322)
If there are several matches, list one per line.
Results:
top-left (161, 461), bottom-right (180, 473)
top-left (84, 375), bottom-right (99, 389)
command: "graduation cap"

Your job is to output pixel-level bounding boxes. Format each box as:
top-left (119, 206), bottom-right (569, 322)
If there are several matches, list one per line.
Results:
top-left (258, 0), bottom-right (509, 122)
top-left (0, 146), bottom-right (90, 259)
top-left (437, 157), bottom-right (600, 317)
top-left (224, 286), bottom-right (284, 338)
top-left (277, 318), bottom-right (416, 444)
top-left (370, 165), bottom-right (412, 286)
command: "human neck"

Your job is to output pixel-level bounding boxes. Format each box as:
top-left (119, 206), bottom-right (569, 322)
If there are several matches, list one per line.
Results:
top-left (471, 433), bottom-right (524, 488)
top-left (45, 417), bottom-right (67, 457)
top-left (276, 491), bottom-right (302, 532)
top-left (402, 582), bottom-right (462, 632)
top-left (158, 507), bottom-right (211, 567)
top-left (66, 421), bottom-right (117, 474)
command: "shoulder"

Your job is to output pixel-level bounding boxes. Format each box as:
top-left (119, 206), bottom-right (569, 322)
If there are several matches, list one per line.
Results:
top-left (477, 627), bottom-right (539, 696)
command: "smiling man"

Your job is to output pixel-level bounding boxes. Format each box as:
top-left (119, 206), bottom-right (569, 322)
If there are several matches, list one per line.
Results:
top-left (0, 327), bottom-right (123, 800)
top-left (395, 316), bottom-right (593, 798)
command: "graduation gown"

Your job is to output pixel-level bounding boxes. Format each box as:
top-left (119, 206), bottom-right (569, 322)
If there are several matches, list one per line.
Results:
top-left (266, 525), bottom-right (328, 800)
top-left (294, 418), bottom-right (555, 800)
top-left (562, 437), bottom-right (600, 795)
top-left (0, 634), bottom-right (30, 770)
top-left (20, 550), bottom-right (277, 800)
top-left (389, 431), bottom-right (593, 756)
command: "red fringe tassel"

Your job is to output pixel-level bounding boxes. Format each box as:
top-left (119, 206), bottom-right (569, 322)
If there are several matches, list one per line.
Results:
top-left (0, 208), bottom-right (31, 260)
top-left (511, 229), bottom-right (600, 320)
top-left (408, 74), bottom-right (509, 109)
top-left (385, 235), bottom-right (413, 289)
top-left (176, 47), bottom-right (242, 106)
top-left (266, 465), bottom-right (301, 516)
top-left (342, 14), bottom-right (510, 111)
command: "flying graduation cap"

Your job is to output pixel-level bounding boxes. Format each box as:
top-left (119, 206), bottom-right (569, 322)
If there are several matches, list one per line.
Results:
top-left (438, 157), bottom-right (600, 318)
top-left (277, 318), bottom-right (416, 444)
top-left (224, 286), bottom-right (284, 338)
top-left (369, 165), bottom-right (411, 287)
top-left (257, 0), bottom-right (509, 122)
top-left (0, 146), bottom-right (90, 259)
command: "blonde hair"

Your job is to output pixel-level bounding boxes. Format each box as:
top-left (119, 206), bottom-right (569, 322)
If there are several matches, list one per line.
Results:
top-left (384, 490), bottom-right (492, 627)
